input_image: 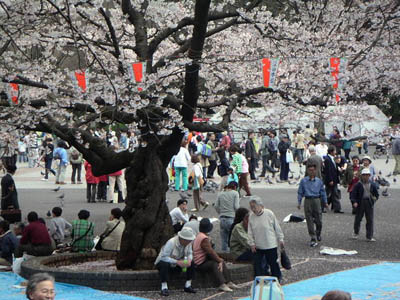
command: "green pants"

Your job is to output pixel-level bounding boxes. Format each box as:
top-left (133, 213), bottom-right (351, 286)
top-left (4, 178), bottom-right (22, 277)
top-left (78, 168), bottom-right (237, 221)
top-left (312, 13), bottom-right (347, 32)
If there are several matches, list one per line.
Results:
top-left (304, 197), bottom-right (322, 239)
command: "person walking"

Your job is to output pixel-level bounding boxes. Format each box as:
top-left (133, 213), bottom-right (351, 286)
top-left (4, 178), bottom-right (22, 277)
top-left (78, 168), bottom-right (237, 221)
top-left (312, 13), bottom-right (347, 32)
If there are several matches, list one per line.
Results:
top-left (214, 182), bottom-right (240, 252)
top-left (245, 131), bottom-right (258, 180)
top-left (217, 148), bottom-right (230, 191)
top-left (305, 146), bottom-right (323, 179)
top-left (230, 145), bottom-right (251, 197)
top-left (248, 196), bottom-right (284, 281)
top-left (190, 155), bottom-right (209, 212)
top-left (69, 147), bottom-right (83, 184)
top-left (53, 141), bottom-right (68, 185)
top-left (107, 168), bottom-right (126, 203)
top-left (324, 145), bottom-right (343, 213)
top-left (351, 168), bottom-right (379, 242)
top-left (207, 133), bottom-right (218, 178)
top-left (392, 136), bottom-right (400, 175)
top-left (278, 135), bottom-right (291, 181)
top-left (297, 164), bottom-right (328, 247)
top-left (41, 138), bottom-right (56, 181)
top-left (84, 161), bottom-right (99, 203)
top-left (174, 140), bottom-right (191, 192)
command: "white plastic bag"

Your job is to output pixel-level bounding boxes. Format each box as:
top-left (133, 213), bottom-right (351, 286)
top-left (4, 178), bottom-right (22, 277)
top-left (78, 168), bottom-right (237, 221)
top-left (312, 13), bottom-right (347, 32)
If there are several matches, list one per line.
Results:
top-left (286, 150), bottom-right (293, 163)
top-left (12, 254), bottom-right (34, 275)
top-left (251, 276), bottom-right (284, 300)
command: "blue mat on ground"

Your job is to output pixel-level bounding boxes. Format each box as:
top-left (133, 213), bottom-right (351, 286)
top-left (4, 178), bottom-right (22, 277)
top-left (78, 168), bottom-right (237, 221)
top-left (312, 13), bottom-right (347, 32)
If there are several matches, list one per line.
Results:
top-left (243, 262), bottom-right (400, 300)
top-left (0, 273), bottom-right (148, 300)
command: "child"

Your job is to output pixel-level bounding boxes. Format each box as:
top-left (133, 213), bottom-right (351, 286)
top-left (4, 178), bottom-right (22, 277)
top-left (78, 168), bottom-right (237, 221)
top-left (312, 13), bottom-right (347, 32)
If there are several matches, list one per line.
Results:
top-left (227, 167), bottom-right (239, 186)
top-left (48, 206), bottom-right (72, 245)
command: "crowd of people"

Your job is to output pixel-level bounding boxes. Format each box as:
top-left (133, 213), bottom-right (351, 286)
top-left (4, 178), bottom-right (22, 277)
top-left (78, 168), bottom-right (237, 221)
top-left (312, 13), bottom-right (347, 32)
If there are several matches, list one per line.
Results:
top-left (0, 125), bottom-right (397, 299)
top-left (0, 206), bottom-right (125, 268)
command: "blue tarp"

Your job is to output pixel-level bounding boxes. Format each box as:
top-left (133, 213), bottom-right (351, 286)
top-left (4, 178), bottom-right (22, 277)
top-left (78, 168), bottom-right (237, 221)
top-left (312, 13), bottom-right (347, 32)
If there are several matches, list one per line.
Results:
top-left (242, 262), bottom-right (400, 300)
top-left (0, 273), bottom-right (148, 300)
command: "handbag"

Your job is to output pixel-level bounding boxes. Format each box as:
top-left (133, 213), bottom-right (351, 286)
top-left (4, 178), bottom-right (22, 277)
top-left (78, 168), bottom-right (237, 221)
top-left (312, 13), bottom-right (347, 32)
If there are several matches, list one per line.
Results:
top-left (95, 221), bottom-right (120, 250)
top-left (286, 149), bottom-right (294, 163)
top-left (280, 248), bottom-right (291, 270)
top-left (1, 208), bottom-right (22, 223)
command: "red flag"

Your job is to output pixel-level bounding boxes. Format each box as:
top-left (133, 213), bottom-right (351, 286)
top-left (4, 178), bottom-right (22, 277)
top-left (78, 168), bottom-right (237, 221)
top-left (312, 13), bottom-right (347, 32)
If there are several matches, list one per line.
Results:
top-left (129, 62), bottom-right (146, 91)
top-left (74, 71), bottom-right (87, 93)
top-left (262, 58), bottom-right (280, 89)
top-left (330, 58), bottom-right (340, 102)
top-left (9, 83), bottom-right (19, 104)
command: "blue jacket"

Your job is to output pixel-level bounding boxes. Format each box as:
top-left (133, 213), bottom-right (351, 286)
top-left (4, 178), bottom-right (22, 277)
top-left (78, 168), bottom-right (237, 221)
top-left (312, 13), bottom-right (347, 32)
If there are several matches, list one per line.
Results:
top-left (0, 231), bottom-right (18, 263)
top-left (53, 147), bottom-right (68, 165)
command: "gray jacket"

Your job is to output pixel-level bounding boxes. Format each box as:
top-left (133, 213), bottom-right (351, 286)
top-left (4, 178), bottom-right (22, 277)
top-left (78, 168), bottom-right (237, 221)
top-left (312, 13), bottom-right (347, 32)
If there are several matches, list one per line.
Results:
top-left (392, 138), bottom-right (400, 155)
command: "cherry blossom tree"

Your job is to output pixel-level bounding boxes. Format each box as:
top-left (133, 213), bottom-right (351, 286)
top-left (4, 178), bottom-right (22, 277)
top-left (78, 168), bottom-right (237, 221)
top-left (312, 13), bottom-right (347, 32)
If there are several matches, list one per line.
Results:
top-left (0, 0), bottom-right (399, 269)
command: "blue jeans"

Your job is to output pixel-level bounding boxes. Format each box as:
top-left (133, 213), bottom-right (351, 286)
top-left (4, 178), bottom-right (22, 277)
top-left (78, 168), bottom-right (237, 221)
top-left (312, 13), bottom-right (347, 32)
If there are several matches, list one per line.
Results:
top-left (220, 216), bottom-right (234, 252)
top-left (254, 248), bottom-right (281, 280)
top-left (174, 167), bottom-right (188, 191)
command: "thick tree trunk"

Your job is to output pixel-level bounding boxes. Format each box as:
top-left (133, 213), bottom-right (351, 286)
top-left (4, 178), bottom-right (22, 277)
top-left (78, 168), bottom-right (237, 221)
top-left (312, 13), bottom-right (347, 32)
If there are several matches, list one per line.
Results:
top-left (116, 142), bottom-right (175, 270)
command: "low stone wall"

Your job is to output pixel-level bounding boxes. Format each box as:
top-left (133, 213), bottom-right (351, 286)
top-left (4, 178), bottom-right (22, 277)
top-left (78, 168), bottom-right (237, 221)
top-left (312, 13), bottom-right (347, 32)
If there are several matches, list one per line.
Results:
top-left (20, 251), bottom-right (254, 291)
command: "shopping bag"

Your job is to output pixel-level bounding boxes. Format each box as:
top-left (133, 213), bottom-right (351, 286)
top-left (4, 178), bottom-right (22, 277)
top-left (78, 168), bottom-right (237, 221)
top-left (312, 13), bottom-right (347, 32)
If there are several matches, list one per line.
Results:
top-left (286, 150), bottom-right (293, 163)
top-left (280, 249), bottom-right (291, 270)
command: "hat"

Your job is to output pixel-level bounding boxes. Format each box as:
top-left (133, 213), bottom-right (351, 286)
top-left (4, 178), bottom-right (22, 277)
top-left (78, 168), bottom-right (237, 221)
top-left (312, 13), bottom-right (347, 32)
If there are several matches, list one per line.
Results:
top-left (362, 155), bottom-right (372, 163)
top-left (199, 218), bottom-right (213, 233)
top-left (361, 168), bottom-right (371, 175)
top-left (178, 227), bottom-right (196, 241)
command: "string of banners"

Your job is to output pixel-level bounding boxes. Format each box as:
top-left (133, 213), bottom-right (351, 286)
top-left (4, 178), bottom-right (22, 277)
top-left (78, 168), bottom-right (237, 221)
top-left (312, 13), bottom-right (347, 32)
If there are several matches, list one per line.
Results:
top-left (6, 58), bottom-right (346, 104)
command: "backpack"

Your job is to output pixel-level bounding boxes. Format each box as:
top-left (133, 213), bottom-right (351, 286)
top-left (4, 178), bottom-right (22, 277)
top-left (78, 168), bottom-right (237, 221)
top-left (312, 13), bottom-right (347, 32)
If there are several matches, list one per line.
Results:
top-left (71, 150), bottom-right (79, 160)
top-left (251, 276), bottom-right (284, 300)
top-left (201, 143), bottom-right (212, 157)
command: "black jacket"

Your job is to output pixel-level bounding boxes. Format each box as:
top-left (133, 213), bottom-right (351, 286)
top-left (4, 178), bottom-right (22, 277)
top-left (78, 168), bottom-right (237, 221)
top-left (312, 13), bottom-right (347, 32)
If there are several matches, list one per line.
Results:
top-left (323, 156), bottom-right (339, 185)
top-left (1, 174), bottom-right (19, 210)
top-left (218, 158), bottom-right (230, 177)
top-left (350, 181), bottom-right (379, 207)
top-left (245, 139), bottom-right (257, 159)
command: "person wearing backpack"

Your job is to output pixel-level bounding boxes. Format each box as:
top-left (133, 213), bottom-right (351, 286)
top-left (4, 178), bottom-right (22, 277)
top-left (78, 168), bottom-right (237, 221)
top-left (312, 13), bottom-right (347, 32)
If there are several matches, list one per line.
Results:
top-left (259, 130), bottom-right (277, 178)
top-left (69, 146), bottom-right (83, 184)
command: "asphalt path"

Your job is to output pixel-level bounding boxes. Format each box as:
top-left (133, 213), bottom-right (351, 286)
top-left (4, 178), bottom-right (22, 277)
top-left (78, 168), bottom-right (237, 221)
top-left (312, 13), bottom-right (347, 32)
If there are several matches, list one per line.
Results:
top-left (15, 186), bottom-right (400, 300)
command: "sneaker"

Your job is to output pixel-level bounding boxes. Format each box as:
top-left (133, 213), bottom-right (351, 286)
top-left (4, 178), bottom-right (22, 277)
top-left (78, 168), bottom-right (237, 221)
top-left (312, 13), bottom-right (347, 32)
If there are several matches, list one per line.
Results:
top-left (366, 238), bottom-right (376, 242)
top-left (41, 178), bottom-right (48, 181)
top-left (190, 208), bottom-right (199, 212)
top-left (227, 282), bottom-right (240, 289)
top-left (219, 284), bottom-right (233, 292)
top-left (160, 289), bottom-right (169, 297)
top-left (317, 235), bottom-right (322, 242)
top-left (352, 233), bottom-right (359, 240)
top-left (183, 286), bottom-right (196, 293)
top-left (310, 239), bottom-right (318, 247)
top-left (202, 202), bottom-right (209, 210)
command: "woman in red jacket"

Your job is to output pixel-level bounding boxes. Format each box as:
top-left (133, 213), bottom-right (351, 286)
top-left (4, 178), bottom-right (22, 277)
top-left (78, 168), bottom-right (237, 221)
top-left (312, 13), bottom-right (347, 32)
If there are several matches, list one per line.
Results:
top-left (84, 161), bottom-right (99, 203)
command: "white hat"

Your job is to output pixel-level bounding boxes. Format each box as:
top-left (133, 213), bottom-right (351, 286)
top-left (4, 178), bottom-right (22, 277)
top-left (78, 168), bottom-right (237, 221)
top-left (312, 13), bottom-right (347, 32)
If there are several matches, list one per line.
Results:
top-left (361, 168), bottom-right (371, 175)
top-left (177, 227), bottom-right (196, 241)
top-left (362, 155), bottom-right (372, 163)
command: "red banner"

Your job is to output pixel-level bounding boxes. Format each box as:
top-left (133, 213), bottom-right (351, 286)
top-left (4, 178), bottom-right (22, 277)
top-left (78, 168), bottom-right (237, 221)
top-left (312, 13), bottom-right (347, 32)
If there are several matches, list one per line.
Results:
top-left (130, 62), bottom-right (146, 91)
top-left (74, 71), bottom-right (87, 93)
top-left (9, 83), bottom-right (19, 104)
top-left (262, 58), bottom-right (280, 89)
top-left (330, 58), bottom-right (340, 102)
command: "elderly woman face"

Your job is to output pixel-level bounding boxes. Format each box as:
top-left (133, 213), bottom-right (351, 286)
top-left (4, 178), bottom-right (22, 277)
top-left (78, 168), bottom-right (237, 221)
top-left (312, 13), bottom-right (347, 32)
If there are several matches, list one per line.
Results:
top-left (249, 201), bottom-right (263, 215)
top-left (28, 280), bottom-right (55, 300)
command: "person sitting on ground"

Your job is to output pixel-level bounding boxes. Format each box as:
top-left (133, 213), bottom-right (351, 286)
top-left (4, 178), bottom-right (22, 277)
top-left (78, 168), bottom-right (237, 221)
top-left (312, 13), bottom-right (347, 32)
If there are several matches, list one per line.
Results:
top-left (100, 208), bottom-right (125, 251)
top-left (321, 290), bottom-right (352, 300)
top-left (214, 181), bottom-right (240, 252)
top-left (0, 220), bottom-right (18, 266)
top-left (15, 211), bottom-right (53, 257)
top-left (13, 222), bottom-right (25, 242)
top-left (71, 209), bottom-right (94, 253)
top-left (154, 227), bottom-right (197, 297)
top-left (48, 206), bottom-right (71, 246)
top-left (229, 208), bottom-right (254, 262)
top-left (170, 199), bottom-right (189, 233)
top-left (182, 214), bottom-right (199, 236)
top-left (193, 218), bottom-right (239, 292)
top-left (26, 272), bottom-right (56, 300)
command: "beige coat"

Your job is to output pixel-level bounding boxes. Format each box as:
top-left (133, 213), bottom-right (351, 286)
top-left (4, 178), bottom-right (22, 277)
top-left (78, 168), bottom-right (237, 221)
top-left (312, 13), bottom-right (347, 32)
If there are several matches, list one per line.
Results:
top-left (101, 219), bottom-right (125, 251)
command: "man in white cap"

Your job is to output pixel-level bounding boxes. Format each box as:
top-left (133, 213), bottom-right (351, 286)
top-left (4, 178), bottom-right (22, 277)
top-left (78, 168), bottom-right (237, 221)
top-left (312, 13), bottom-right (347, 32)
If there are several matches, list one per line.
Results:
top-left (361, 155), bottom-right (376, 181)
top-left (350, 168), bottom-right (379, 242)
top-left (154, 227), bottom-right (196, 296)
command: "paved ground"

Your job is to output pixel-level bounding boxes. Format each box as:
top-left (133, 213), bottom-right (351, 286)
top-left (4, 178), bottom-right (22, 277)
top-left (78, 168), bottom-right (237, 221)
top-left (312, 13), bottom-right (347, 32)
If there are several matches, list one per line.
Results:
top-left (5, 148), bottom-right (400, 299)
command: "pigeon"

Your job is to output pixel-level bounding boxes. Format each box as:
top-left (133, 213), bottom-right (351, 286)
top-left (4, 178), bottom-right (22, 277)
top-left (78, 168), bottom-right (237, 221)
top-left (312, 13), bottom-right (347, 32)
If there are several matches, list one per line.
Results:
top-left (379, 170), bottom-right (382, 175)
top-left (289, 174), bottom-right (294, 179)
top-left (52, 186), bottom-right (60, 192)
top-left (382, 188), bottom-right (389, 197)
top-left (46, 210), bottom-right (51, 217)
top-left (57, 193), bottom-right (65, 199)
top-left (288, 180), bottom-right (298, 185)
top-left (387, 172), bottom-right (392, 177)
top-left (394, 178), bottom-right (397, 183)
